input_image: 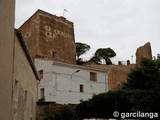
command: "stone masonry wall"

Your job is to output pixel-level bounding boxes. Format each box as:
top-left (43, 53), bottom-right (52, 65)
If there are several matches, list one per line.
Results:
top-left (136, 42), bottom-right (152, 64)
top-left (19, 9), bottom-right (76, 64)
top-left (19, 11), bottom-right (39, 59)
top-left (84, 64), bottom-right (135, 91)
top-left (84, 42), bottom-right (152, 91)
top-left (36, 102), bottom-right (76, 120)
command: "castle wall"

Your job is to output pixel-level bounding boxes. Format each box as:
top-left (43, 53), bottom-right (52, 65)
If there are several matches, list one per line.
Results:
top-left (84, 64), bottom-right (133, 91)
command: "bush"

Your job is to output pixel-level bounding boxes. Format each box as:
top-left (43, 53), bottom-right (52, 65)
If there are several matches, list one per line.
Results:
top-left (76, 90), bottom-right (160, 119)
top-left (45, 106), bottom-right (78, 120)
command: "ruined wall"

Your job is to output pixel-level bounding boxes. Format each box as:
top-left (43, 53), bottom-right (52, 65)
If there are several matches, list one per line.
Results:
top-left (36, 102), bottom-right (63, 120)
top-left (0, 0), bottom-right (15, 119)
top-left (13, 32), bottom-right (38, 120)
top-left (19, 9), bottom-right (76, 64)
top-left (136, 42), bottom-right (152, 64)
top-left (91, 42), bottom-right (152, 91)
top-left (85, 64), bottom-right (134, 91)
top-left (36, 102), bottom-right (76, 120)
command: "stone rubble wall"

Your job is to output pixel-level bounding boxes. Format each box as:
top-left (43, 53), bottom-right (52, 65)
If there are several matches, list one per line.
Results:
top-left (19, 10), bottom-right (76, 64)
top-left (84, 64), bottom-right (136, 91)
top-left (136, 42), bottom-right (152, 64)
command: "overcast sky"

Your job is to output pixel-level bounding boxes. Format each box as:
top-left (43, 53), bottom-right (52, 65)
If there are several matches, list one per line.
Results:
top-left (15, 0), bottom-right (160, 64)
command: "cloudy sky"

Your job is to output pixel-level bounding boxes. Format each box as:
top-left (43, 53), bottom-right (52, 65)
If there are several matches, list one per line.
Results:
top-left (15, 0), bottom-right (160, 64)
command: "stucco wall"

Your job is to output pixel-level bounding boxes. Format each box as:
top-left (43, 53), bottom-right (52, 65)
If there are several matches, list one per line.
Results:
top-left (35, 59), bottom-right (108, 104)
top-left (0, 0), bottom-right (15, 119)
top-left (12, 32), bottom-right (38, 120)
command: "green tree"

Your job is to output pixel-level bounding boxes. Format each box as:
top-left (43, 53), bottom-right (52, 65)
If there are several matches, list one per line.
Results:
top-left (76, 42), bottom-right (90, 61)
top-left (94, 48), bottom-right (116, 65)
top-left (76, 90), bottom-right (160, 119)
top-left (122, 58), bottom-right (160, 91)
top-left (76, 58), bottom-right (160, 119)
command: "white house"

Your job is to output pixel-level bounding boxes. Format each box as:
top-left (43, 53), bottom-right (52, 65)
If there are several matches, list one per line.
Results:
top-left (35, 59), bottom-right (108, 104)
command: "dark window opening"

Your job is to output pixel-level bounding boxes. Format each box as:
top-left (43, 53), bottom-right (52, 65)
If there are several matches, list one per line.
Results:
top-left (90, 72), bottom-right (97, 81)
top-left (47, 32), bottom-right (50, 36)
top-left (25, 91), bottom-right (27, 103)
top-left (14, 80), bottom-right (19, 99)
top-left (26, 33), bottom-right (29, 36)
top-left (40, 88), bottom-right (44, 99)
top-left (80, 84), bottom-right (84, 93)
top-left (38, 70), bottom-right (43, 79)
top-left (52, 52), bottom-right (57, 59)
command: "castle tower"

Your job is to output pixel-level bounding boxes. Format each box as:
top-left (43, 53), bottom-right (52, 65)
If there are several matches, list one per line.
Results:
top-left (19, 9), bottom-right (76, 64)
top-left (136, 42), bottom-right (152, 64)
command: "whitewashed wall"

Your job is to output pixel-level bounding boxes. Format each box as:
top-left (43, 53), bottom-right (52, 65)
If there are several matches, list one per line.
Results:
top-left (35, 59), bottom-right (108, 104)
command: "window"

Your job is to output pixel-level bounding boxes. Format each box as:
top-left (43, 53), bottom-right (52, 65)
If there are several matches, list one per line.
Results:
top-left (14, 80), bottom-right (19, 100)
top-left (52, 51), bottom-right (57, 59)
top-left (38, 70), bottom-right (43, 79)
top-left (26, 33), bottom-right (29, 37)
top-left (80, 84), bottom-right (84, 93)
top-left (90, 72), bottom-right (97, 81)
top-left (47, 32), bottom-right (50, 36)
top-left (40, 88), bottom-right (44, 99)
top-left (25, 91), bottom-right (27, 103)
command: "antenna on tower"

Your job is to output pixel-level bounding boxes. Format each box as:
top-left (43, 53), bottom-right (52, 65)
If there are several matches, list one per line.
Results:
top-left (63, 9), bottom-right (68, 17)
top-left (131, 55), bottom-right (133, 63)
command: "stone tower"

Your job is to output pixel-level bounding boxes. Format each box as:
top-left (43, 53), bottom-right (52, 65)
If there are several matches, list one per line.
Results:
top-left (136, 42), bottom-right (152, 64)
top-left (19, 9), bottom-right (76, 64)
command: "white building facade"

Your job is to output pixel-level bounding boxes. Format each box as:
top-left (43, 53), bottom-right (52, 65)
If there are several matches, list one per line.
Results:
top-left (35, 59), bottom-right (108, 104)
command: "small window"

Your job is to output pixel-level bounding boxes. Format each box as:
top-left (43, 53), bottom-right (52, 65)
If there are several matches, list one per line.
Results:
top-left (90, 72), bottom-right (97, 81)
top-left (51, 34), bottom-right (54, 38)
top-left (14, 80), bottom-right (19, 100)
top-left (26, 33), bottom-right (29, 37)
top-left (40, 88), bottom-right (44, 99)
top-left (38, 70), bottom-right (43, 79)
top-left (47, 32), bottom-right (50, 36)
top-left (52, 51), bottom-right (57, 59)
top-left (80, 84), bottom-right (84, 93)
